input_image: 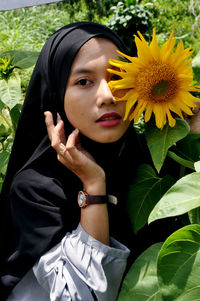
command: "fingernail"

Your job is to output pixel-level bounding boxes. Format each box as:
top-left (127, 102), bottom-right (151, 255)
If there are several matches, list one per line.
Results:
top-left (44, 112), bottom-right (48, 119)
top-left (73, 128), bottom-right (79, 134)
top-left (57, 113), bottom-right (63, 124)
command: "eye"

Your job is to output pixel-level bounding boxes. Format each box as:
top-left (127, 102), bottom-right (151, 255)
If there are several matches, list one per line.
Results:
top-left (76, 79), bottom-right (92, 86)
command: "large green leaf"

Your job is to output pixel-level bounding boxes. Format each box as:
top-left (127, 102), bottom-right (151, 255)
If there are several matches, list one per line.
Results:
top-left (1, 50), bottom-right (39, 69)
top-left (118, 243), bottom-right (163, 301)
top-left (0, 150), bottom-right (10, 175)
top-left (175, 134), bottom-right (200, 163)
top-left (157, 224), bottom-right (200, 301)
top-left (127, 164), bottom-right (175, 233)
top-left (0, 74), bottom-right (21, 109)
top-left (145, 119), bottom-right (190, 173)
top-left (149, 171), bottom-right (200, 224)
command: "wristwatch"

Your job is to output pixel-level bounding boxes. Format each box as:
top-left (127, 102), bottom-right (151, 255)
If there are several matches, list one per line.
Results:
top-left (77, 191), bottom-right (117, 208)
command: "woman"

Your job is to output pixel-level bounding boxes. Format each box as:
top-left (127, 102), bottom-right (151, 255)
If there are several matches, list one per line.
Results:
top-left (0, 22), bottom-right (140, 300)
top-left (0, 22), bottom-right (182, 300)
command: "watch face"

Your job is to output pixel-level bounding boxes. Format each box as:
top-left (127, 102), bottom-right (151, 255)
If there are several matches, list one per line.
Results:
top-left (78, 191), bottom-right (87, 207)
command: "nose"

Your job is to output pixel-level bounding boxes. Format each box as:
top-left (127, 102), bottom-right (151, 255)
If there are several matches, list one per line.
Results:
top-left (96, 79), bottom-right (116, 107)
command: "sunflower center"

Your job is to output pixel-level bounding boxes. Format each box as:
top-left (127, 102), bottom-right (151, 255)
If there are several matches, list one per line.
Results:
top-left (135, 61), bottom-right (179, 103)
top-left (152, 80), bottom-right (169, 97)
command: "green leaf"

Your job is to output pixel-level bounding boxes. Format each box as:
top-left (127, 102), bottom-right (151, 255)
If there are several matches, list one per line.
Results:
top-left (145, 119), bottom-right (190, 173)
top-left (0, 124), bottom-right (11, 143)
top-left (175, 134), bottom-right (200, 163)
top-left (1, 50), bottom-right (39, 69)
top-left (118, 243), bottom-right (163, 301)
top-left (127, 164), bottom-right (175, 233)
top-left (188, 208), bottom-right (200, 224)
top-left (157, 224), bottom-right (200, 301)
top-left (194, 161), bottom-right (200, 172)
top-left (0, 74), bottom-right (21, 109)
top-left (167, 151), bottom-right (195, 170)
top-left (149, 171), bottom-right (200, 224)
top-left (0, 99), bottom-right (4, 112)
top-left (0, 150), bottom-right (10, 175)
top-left (10, 104), bottom-right (21, 133)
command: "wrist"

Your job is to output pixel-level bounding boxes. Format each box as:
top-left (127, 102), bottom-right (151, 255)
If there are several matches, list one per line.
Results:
top-left (83, 179), bottom-right (106, 195)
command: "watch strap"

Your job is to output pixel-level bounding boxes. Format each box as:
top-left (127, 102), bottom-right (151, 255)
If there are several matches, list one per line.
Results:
top-left (78, 191), bottom-right (117, 208)
top-left (87, 194), bottom-right (109, 205)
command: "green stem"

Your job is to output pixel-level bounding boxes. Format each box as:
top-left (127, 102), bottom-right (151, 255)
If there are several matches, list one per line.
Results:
top-left (179, 165), bottom-right (186, 178)
top-left (167, 151), bottom-right (195, 171)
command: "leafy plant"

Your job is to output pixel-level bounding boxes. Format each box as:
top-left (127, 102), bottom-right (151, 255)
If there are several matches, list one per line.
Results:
top-left (119, 118), bottom-right (200, 300)
top-left (0, 50), bottom-right (38, 191)
top-left (106, 1), bottom-right (153, 54)
top-left (141, 0), bottom-right (200, 55)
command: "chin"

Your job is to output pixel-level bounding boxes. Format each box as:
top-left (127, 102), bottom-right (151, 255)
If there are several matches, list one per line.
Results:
top-left (91, 133), bottom-right (124, 144)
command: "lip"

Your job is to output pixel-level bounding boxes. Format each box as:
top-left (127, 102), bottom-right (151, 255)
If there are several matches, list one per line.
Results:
top-left (96, 112), bottom-right (122, 127)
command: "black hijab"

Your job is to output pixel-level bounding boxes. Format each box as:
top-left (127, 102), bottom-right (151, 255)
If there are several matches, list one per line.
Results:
top-left (0, 22), bottom-right (144, 299)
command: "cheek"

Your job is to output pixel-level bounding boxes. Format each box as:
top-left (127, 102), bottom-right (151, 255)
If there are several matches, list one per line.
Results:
top-left (64, 95), bottom-right (89, 129)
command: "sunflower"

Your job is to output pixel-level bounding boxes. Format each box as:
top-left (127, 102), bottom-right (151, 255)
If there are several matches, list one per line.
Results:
top-left (108, 29), bottom-right (200, 129)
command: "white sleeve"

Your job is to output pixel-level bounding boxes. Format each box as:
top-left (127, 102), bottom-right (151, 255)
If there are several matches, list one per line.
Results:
top-left (33, 224), bottom-right (130, 301)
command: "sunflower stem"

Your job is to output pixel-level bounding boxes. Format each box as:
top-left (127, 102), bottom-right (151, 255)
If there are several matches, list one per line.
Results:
top-left (167, 151), bottom-right (195, 171)
top-left (179, 165), bottom-right (186, 178)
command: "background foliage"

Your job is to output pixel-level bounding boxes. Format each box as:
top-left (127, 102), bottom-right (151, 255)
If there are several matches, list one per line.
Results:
top-left (1, 1), bottom-right (200, 299)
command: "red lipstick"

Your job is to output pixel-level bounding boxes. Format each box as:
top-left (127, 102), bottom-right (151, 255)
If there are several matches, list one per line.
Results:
top-left (96, 112), bottom-right (121, 127)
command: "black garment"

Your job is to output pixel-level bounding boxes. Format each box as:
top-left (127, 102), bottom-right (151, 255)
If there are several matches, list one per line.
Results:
top-left (0, 22), bottom-right (179, 300)
top-left (0, 22), bottom-right (134, 299)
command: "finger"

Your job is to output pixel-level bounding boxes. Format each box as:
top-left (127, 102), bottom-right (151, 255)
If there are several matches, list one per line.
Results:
top-left (66, 129), bottom-right (79, 149)
top-left (51, 123), bottom-right (66, 154)
top-left (63, 129), bottom-right (80, 160)
top-left (44, 111), bottom-right (55, 141)
top-left (55, 114), bottom-right (66, 145)
top-left (44, 112), bottom-right (65, 154)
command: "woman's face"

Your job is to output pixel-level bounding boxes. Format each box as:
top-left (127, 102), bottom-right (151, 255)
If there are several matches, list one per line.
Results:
top-left (64, 38), bottom-right (130, 143)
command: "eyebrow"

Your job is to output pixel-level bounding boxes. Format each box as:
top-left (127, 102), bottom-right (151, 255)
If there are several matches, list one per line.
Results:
top-left (71, 68), bottom-right (94, 75)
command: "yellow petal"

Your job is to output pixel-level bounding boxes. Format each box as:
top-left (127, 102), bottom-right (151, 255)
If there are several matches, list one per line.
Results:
top-left (170, 42), bottom-right (193, 68)
top-left (134, 34), bottom-right (153, 63)
top-left (149, 28), bottom-right (160, 60)
top-left (178, 101), bottom-right (194, 115)
top-left (168, 102), bottom-right (184, 119)
top-left (177, 91), bottom-right (196, 108)
top-left (166, 110), bottom-right (176, 127)
top-left (130, 100), bottom-right (147, 122)
top-left (144, 103), bottom-right (153, 122)
top-left (161, 31), bottom-right (176, 62)
top-left (153, 104), bottom-right (166, 129)
top-left (116, 50), bottom-right (137, 63)
top-left (124, 96), bottom-right (138, 120)
top-left (108, 78), bottom-right (134, 89)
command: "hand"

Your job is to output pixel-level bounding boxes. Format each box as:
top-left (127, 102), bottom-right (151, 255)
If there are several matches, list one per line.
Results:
top-left (184, 102), bottom-right (200, 134)
top-left (44, 111), bottom-right (106, 194)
